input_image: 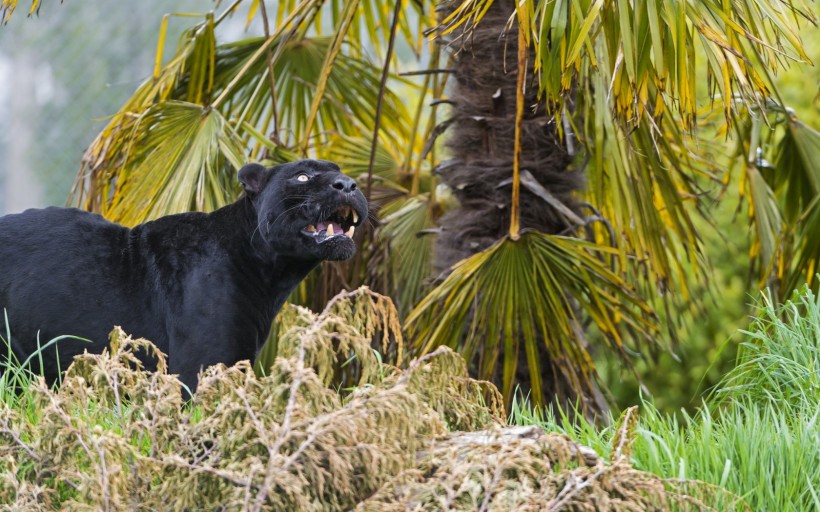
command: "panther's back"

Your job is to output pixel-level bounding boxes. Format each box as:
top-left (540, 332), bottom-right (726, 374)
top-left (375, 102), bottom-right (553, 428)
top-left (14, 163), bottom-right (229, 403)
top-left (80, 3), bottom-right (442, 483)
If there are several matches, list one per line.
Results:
top-left (0, 207), bottom-right (135, 380)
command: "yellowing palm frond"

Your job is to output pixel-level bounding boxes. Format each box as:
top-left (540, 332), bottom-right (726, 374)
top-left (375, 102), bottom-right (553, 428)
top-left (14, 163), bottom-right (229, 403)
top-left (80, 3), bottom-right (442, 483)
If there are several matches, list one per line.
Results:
top-left (768, 117), bottom-right (820, 295)
top-left (241, 0), bottom-right (427, 59)
top-left (406, 232), bottom-right (657, 410)
top-left (583, 62), bottom-right (717, 301)
top-left (507, 0), bottom-right (815, 126)
top-left (1, 0), bottom-right (37, 22)
top-left (74, 12), bottom-right (417, 218)
top-left (102, 101), bottom-right (246, 225)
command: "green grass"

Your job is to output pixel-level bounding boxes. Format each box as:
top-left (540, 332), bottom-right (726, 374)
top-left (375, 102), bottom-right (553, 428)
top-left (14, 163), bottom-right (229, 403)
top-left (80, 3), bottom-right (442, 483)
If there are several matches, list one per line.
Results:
top-left (514, 400), bottom-right (820, 510)
top-left (0, 309), bottom-right (93, 408)
top-left (512, 285), bottom-right (820, 510)
top-left (714, 287), bottom-right (820, 411)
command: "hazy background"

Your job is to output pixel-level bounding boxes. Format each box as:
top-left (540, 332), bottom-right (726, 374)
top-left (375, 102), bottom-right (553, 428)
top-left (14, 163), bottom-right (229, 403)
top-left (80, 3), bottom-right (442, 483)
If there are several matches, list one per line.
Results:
top-left (0, 1), bottom-right (258, 214)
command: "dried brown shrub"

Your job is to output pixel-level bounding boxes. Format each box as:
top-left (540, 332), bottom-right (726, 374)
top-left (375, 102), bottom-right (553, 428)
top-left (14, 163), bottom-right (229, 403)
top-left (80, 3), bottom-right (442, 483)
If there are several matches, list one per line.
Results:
top-left (0, 289), bottom-right (737, 510)
top-left (0, 288), bottom-right (500, 510)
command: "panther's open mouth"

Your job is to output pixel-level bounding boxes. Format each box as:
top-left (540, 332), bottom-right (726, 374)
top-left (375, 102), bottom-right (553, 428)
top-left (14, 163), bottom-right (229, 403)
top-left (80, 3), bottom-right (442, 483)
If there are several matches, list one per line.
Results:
top-left (302, 204), bottom-right (360, 243)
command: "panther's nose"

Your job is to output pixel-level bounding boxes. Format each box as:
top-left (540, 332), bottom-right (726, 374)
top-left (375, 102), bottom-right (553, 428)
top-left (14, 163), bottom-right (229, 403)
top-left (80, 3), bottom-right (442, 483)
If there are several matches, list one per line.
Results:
top-left (331, 176), bottom-right (358, 193)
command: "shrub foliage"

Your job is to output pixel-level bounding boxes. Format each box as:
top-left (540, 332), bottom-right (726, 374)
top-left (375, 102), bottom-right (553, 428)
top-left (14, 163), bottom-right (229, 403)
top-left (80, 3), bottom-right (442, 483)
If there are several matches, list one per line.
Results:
top-left (2, 289), bottom-right (731, 510)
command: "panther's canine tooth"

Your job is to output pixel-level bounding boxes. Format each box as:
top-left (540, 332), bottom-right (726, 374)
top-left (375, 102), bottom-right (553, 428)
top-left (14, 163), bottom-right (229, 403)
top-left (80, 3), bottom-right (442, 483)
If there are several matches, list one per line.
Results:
top-left (352, 211), bottom-right (359, 224)
top-left (326, 224), bottom-right (335, 236)
top-left (346, 226), bottom-right (355, 238)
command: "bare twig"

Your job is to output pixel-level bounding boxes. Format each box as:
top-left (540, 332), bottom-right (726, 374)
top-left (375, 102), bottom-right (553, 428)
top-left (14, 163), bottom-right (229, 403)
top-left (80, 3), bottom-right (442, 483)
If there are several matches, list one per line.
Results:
top-left (257, 0), bottom-right (282, 146)
top-left (0, 418), bottom-right (40, 462)
top-left (365, 0), bottom-right (404, 201)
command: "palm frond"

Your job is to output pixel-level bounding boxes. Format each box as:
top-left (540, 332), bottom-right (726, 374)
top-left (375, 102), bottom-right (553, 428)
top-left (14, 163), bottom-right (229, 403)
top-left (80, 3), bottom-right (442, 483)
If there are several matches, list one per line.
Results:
top-left (378, 195), bottom-right (438, 316)
top-left (435, 0), bottom-right (495, 38)
top-left (102, 102), bottom-right (247, 225)
top-left (727, 102), bottom-right (820, 298)
top-left (406, 232), bottom-right (657, 410)
top-left (240, 0), bottom-right (427, 59)
top-left (74, 15), bottom-right (416, 217)
top-left (582, 62), bottom-right (717, 301)
top-left (323, 132), bottom-right (434, 199)
top-left (1, 0), bottom-right (37, 22)
top-left (512, 0), bottom-right (815, 126)
top-left (199, 34), bottom-right (417, 152)
top-left (301, 0), bottom-right (362, 152)
top-left (73, 12), bottom-right (222, 212)
top-left (273, 37), bottom-right (415, 150)
top-left (744, 162), bottom-right (782, 289)
top-left (771, 117), bottom-right (820, 295)
top-left (326, 135), bottom-right (402, 182)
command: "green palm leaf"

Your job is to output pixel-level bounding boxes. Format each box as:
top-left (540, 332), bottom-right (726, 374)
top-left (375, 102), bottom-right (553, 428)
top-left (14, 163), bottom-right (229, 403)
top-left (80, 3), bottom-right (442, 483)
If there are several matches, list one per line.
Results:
top-left (265, 37), bottom-right (414, 149)
top-left (103, 101), bottom-right (246, 225)
top-left (406, 232), bottom-right (657, 410)
top-left (378, 195), bottom-right (438, 316)
top-left (771, 118), bottom-right (820, 295)
top-left (325, 135), bottom-right (402, 182)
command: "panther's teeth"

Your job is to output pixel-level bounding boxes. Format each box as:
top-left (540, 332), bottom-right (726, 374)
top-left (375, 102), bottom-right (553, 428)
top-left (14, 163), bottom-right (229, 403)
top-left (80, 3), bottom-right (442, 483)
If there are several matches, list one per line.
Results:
top-left (306, 224), bottom-right (316, 232)
top-left (352, 211), bottom-right (359, 224)
top-left (326, 224), bottom-right (335, 236)
top-left (346, 226), bottom-right (355, 238)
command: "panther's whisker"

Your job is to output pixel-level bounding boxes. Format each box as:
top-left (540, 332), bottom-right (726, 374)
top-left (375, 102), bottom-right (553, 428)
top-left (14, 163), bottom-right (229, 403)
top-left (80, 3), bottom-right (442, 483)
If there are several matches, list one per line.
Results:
top-left (268, 201), bottom-right (311, 233)
top-left (365, 211), bottom-right (379, 229)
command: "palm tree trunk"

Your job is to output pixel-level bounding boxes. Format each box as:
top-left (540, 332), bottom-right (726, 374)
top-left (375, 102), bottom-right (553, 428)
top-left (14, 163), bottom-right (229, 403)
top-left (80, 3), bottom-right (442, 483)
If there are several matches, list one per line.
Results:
top-left (434, 0), bottom-right (598, 411)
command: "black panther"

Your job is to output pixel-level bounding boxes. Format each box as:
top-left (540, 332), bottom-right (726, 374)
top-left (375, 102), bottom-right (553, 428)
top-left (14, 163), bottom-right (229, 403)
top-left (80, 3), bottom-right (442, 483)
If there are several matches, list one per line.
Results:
top-left (0, 159), bottom-right (367, 393)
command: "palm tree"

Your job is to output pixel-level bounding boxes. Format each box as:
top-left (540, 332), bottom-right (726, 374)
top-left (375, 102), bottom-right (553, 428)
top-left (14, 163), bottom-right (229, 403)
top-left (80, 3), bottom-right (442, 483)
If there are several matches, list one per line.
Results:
top-left (6, 0), bottom-right (817, 414)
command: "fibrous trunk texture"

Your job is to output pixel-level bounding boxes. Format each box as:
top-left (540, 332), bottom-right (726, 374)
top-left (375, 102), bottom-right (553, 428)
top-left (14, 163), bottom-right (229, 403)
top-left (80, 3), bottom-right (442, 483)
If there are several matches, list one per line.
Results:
top-left (434, 0), bottom-right (581, 271)
top-left (434, 0), bottom-right (587, 408)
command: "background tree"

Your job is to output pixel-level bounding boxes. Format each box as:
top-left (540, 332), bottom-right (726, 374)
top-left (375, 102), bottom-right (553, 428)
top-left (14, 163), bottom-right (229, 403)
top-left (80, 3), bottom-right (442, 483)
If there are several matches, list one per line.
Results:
top-left (3, 0), bottom-right (817, 415)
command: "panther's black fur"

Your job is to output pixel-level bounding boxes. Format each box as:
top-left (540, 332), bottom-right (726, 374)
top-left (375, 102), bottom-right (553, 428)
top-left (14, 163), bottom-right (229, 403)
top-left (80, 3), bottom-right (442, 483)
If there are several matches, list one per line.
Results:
top-left (0, 159), bottom-right (367, 393)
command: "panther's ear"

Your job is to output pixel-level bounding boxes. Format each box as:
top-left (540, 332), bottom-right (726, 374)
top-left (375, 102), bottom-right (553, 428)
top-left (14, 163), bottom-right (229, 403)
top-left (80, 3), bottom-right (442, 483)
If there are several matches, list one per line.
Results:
top-left (238, 163), bottom-right (270, 195)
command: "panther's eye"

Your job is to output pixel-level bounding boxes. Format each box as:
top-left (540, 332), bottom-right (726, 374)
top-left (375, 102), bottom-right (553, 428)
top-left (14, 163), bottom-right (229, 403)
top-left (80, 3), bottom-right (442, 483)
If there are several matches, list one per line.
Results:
top-left (296, 173), bottom-right (310, 182)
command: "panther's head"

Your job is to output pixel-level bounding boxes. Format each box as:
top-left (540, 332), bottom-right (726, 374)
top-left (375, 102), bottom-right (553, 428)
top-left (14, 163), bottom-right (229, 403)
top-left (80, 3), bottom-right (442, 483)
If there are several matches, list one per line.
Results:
top-left (238, 160), bottom-right (368, 262)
